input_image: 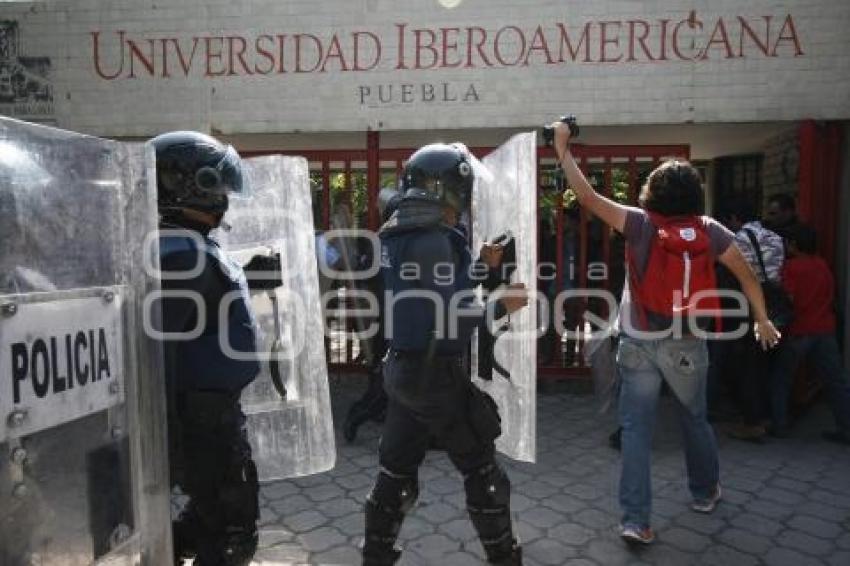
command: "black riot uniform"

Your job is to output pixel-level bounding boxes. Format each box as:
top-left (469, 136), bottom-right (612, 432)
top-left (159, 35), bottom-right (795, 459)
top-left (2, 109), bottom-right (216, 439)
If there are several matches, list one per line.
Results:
top-left (362, 144), bottom-right (523, 565)
top-left (152, 131), bottom-right (270, 566)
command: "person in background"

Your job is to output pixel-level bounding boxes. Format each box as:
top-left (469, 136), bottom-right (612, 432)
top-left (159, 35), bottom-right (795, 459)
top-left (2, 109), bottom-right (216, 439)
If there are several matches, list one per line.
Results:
top-left (770, 225), bottom-right (850, 443)
top-left (537, 211), bottom-right (558, 365)
top-left (720, 199), bottom-right (785, 442)
top-left (763, 193), bottom-right (799, 238)
top-left (561, 205), bottom-right (583, 365)
top-left (704, 262), bottom-right (740, 422)
top-left (343, 188), bottom-right (402, 442)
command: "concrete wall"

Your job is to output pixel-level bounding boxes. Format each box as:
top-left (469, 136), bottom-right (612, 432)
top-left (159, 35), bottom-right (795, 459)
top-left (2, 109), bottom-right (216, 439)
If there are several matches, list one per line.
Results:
top-left (1, 0), bottom-right (848, 136)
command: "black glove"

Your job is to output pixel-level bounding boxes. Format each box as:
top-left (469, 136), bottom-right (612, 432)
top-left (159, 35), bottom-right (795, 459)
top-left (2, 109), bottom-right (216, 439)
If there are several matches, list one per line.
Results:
top-left (243, 253), bottom-right (282, 290)
top-left (482, 232), bottom-right (517, 292)
top-left (477, 320), bottom-right (512, 382)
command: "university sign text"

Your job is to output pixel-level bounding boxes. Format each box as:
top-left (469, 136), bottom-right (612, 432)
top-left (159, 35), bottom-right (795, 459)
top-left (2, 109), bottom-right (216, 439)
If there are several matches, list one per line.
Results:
top-left (89, 12), bottom-right (803, 107)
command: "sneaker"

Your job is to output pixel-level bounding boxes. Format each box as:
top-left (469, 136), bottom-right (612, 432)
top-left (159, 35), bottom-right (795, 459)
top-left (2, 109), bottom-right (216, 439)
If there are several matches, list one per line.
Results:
top-left (822, 431), bottom-right (850, 446)
top-left (619, 524), bottom-right (655, 545)
top-left (692, 484), bottom-right (722, 513)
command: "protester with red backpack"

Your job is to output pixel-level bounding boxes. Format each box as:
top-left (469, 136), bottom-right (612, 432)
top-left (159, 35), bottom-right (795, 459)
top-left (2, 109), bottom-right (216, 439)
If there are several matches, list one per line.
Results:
top-left (552, 122), bottom-right (781, 545)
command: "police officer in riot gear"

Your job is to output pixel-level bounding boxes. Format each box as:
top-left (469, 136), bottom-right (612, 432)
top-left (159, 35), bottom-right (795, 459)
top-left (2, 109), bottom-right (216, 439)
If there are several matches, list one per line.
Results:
top-left (363, 143), bottom-right (528, 565)
top-left (152, 131), bottom-right (270, 565)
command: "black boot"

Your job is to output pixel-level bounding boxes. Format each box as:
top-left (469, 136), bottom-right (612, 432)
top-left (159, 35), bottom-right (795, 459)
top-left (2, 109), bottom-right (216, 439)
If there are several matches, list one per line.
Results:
top-left (172, 519), bottom-right (198, 564)
top-left (173, 504), bottom-right (204, 564)
top-left (362, 471), bottom-right (418, 565)
top-left (490, 543), bottom-right (522, 565)
top-left (362, 499), bottom-right (404, 566)
top-left (465, 463), bottom-right (521, 564)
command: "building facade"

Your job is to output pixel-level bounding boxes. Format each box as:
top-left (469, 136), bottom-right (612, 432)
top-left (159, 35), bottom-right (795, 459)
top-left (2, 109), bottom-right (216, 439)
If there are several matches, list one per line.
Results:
top-left (2, 0), bottom-right (849, 371)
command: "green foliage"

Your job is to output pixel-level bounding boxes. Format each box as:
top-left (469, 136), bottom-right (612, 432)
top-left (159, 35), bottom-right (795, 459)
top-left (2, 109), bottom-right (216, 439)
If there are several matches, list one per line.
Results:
top-left (328, 171), bottom-right (368, 227)
top-left (312, 163), bottom-right (637, 230)
top-left (565, 167), bottom-right (632, 208)
top-left (538, 166), bottom-right (560, 228)
top-left (610, 168), bottom-right (631, 204)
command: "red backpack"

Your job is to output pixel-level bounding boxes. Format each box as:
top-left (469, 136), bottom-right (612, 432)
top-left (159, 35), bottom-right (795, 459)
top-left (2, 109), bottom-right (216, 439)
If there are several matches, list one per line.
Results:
top-left (628, 213), bottom-right (721, 329)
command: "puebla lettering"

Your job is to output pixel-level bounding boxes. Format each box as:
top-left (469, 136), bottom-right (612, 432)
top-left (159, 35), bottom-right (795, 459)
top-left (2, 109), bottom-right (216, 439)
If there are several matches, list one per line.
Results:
top-left (90, 13), bottom-right (803, 80)
top-left (10, 328), bottom-right (112, 404)
top-left (358, 82), bottom-right (479, 106)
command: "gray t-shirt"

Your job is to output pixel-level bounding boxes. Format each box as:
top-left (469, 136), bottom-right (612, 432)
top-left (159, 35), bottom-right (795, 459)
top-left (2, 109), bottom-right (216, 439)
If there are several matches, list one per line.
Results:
top-left (619, 207), bottom-right (734, 334)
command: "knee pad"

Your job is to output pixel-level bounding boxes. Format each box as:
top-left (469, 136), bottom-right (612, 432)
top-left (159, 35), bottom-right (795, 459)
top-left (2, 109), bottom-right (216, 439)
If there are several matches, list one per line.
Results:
top-left (367, 468), bottom-right (419, 514)
top-left (465, 463), bottom-right (510, 511)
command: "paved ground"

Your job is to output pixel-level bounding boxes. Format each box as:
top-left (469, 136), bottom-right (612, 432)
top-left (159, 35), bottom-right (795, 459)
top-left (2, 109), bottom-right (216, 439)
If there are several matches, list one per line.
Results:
top-left (251, 376), bottom-right (850, 565)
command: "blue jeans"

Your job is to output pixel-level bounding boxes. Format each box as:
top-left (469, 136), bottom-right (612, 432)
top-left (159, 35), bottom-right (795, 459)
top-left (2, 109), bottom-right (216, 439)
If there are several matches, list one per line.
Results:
top-left (617, 336), bottom-right (719, 528)
top-left (770, 333), bottom-right (850, 432)
top-left (706, 338), bottom-right (733, 415)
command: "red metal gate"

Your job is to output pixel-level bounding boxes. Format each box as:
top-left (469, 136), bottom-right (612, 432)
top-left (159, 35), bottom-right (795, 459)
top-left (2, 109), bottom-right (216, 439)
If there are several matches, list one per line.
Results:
top-left (243, 136), bottom-right (689, 378)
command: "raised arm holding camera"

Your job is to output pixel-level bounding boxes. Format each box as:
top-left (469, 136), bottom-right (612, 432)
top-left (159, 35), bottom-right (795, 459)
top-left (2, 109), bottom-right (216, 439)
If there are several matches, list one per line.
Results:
top-left (549, 119), bottom-right (780, 545)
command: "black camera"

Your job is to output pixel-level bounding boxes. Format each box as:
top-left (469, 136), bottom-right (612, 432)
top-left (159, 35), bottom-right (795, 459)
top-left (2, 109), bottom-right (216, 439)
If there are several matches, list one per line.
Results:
top-left (542, 115), bottom-right (580, 146)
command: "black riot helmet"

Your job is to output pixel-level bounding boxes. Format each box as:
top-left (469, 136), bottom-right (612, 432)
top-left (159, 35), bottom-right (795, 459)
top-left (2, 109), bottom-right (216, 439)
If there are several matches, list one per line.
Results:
top-left (401, 143), bottom-right (475, 212)
top-left (151, 131), bottom-right (245, 216)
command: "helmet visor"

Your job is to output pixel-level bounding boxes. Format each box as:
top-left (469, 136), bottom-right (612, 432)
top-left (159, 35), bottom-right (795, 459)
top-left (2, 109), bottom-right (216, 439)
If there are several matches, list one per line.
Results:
top-left (194, 144), bottom-right (247, 197)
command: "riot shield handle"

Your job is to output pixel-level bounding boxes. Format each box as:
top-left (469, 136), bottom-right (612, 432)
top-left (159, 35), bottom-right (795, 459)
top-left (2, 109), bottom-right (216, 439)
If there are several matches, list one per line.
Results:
top-left (268, 292), bottom-right (288, 400)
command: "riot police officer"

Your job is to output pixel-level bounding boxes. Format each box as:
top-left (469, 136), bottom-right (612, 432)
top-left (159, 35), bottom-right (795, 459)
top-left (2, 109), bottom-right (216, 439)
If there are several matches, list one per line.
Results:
top-left (362, 143), bottom-right (529, 565)
top-left (152, 131), bottom-right (266, 565)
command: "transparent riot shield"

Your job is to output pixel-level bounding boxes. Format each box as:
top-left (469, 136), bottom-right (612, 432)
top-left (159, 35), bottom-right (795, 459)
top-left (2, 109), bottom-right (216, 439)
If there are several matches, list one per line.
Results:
top-left (214, 155), bottom-right (336, 481)
top-left (0, 118), bottom-right (171, 564)
top-left (471, 132), bottom-right (538, 463)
